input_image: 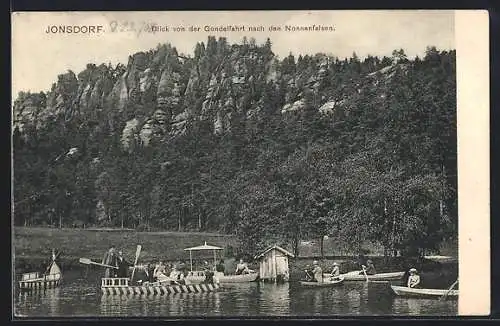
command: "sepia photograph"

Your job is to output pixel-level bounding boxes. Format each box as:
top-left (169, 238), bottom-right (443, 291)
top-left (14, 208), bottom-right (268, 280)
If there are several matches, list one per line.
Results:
top-left (11, 10), bottom-right (489, 318)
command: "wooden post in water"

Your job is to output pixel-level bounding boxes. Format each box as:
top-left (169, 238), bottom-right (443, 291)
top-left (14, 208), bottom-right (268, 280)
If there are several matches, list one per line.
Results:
top-left (189, 250), bottom-right (193, 271)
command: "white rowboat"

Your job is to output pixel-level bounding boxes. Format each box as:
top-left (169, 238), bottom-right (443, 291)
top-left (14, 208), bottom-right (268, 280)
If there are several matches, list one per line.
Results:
top-left (323, 270), bottom-right (404, 281)
top-left (390, 285), bottom-right (458, 298)
top-left (299, 277), bottom-right (345, 287)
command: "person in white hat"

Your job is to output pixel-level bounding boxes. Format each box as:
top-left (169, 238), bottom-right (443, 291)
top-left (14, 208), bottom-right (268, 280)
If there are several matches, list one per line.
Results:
top-left (329, 262), bottom-right (341, 281)
top-left (407, 268), bottom-right (421, 288)
top-left (331, 262), bottom-right (340, 277)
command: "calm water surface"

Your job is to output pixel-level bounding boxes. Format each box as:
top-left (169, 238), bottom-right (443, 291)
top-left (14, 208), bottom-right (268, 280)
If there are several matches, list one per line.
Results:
top-left (14, 270), bottom-right (457, 317)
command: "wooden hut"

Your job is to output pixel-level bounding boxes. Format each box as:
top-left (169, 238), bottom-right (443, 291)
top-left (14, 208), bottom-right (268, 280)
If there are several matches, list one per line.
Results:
top-left (254, 245), bottom-right (294, 283)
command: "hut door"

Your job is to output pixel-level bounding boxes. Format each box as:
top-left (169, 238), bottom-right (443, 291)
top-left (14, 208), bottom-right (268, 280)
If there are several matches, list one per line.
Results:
top-left (275, 256), bottom-right (288, 275)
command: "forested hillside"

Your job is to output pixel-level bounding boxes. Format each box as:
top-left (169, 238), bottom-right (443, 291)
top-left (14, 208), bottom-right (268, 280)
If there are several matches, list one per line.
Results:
top-left (13, 37), bottom-right (456, 257)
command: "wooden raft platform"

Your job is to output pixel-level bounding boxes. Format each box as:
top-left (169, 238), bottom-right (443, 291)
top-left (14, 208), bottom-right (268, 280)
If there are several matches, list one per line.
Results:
top-left (101, 278), bottom-right (220, 296)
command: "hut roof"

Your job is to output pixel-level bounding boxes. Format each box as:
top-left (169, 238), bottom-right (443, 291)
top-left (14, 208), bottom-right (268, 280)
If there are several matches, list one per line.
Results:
top-left (254, 245), bottom-right (295, 260)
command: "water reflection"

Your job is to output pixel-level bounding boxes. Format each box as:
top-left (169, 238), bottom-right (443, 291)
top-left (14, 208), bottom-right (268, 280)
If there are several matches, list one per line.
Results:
top-left (100, 291), bottom-right (224, 317)
top-left (257, 283), bottom-right (290, 315)
top-left (16, 287), bottom-right (61, 316)
top-left (393, 297), bottom-right (458, 316)
top-left (15, 270), bottom-right (458, 317)
top-left (367, 282), bottom-right (393, 315)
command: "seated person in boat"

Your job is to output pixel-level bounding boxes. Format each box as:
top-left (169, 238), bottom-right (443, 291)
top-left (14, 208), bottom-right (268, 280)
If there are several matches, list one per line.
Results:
top-left (216, 259), bottom-right (225, 273)
top-left (303, 265), bottom-right (314, 281)
top-left (169, 266), bottom-right (186, 285)
top-left (154, 261), bottom-right (169, 281)
top-left (407, 268), bottom-right (421, 288)
top-left (330, 262), bottom-right (341, 280)
top-left (177, 270), bottom-right (186, 284)
top-left (235, 259), bottom-right (250, 275)
top-left (312, 261), bottom-right (323, 283)
top-left (203, 262), bottom-right (215, 284)
top-left (178, 260), bottom-right (188, 274)
top-left (360, 259), bottom-right (377, 275)
top-left (116, 250), bottom-right (131, 278)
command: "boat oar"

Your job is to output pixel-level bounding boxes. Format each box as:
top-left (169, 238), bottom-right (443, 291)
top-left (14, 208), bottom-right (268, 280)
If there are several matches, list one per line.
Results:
top-left (440, 278), bottom-right (458, 301)
top-left (79, 257), bottom-right (119, 269)
top-left (130, 245), bottom-right (142, 283)
top-left (361, 265), bottom-right (369, 282)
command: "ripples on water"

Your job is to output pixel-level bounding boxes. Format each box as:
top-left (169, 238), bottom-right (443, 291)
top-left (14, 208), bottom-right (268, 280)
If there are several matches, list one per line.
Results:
top-left (14, 271), bottom-right (457, 317)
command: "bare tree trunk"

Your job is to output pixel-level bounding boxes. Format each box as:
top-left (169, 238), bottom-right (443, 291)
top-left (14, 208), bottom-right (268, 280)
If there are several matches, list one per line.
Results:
top-left (293, 237), bottom-right (299, 257)
top-left (178, 208), bottom-right (182, 232)
top-left (440, 164), bottom-right (446, 219)
top-left (320, 236), bottom-right (324, 258)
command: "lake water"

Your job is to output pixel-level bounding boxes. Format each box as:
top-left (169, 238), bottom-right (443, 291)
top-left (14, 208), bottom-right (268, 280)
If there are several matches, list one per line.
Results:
top-left (14, 270), bottom-right (457, 317)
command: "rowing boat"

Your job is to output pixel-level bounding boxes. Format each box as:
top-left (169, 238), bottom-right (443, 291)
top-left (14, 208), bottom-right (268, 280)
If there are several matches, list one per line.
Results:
top-left (299, 277), bottom-right (345, 287)
top-left (390, 285), bottom-right (458, 298)
top-left (323, 270), bottom-right (404, 281)
top-left (18, 251), bottom-right (62, 291)
top-left (186, 271), bottom-right (259, 284)
top-left (101, 277), bottom-right (220, 296)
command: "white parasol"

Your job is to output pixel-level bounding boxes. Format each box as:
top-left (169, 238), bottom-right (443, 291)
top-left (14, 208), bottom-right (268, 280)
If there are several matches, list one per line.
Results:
top-left (183, 242), bottom-right (223, 271)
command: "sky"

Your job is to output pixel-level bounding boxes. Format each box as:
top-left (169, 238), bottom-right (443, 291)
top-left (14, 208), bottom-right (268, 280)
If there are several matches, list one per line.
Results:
top-left (12, 10), bottom-right (455, 96)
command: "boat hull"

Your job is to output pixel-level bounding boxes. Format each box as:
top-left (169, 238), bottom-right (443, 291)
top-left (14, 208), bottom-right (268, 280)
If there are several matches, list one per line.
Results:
top-left (186, 272), bottom-right (259, 284)
top-left (101, 283), bottom-right (220, 296)
top-left (390, 285), bottom-right (459, 298)
top-left (324, 271), bottom-right (404, 281)
top-left (299, 277), bottom-right (345, 287)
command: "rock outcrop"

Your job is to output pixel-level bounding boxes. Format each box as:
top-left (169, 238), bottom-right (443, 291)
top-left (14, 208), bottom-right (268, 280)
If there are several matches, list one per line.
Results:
top-left (13, 38), bottom-right (408, 152)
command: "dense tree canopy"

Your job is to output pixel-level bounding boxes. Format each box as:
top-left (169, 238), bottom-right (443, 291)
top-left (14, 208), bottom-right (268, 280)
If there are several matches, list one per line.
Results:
top-left (12, 38), bottom-right (456, 257)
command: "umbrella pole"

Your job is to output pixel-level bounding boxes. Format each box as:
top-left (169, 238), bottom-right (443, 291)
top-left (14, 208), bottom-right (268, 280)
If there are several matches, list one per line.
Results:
top-left (189, 250), bottom-right (193, 272)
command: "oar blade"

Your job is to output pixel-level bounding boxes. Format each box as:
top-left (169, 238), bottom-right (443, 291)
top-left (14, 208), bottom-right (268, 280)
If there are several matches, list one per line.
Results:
top-left (130, 244), bottom-right (142, 283)
top-left (79, 258), bottom-right (92, 265)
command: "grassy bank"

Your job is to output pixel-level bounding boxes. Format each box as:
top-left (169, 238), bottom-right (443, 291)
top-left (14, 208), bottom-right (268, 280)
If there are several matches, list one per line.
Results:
top-left (14, 227), bottom-right (238, 272)
top-left (13, 227), bottom-right (457, 286)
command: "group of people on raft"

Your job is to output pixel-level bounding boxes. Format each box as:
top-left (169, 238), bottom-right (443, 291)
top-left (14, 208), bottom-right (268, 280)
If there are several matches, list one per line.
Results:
top-left (101, 246), bottom-right (253, 285)
top-left (302, 258), bottom-right (421, 288)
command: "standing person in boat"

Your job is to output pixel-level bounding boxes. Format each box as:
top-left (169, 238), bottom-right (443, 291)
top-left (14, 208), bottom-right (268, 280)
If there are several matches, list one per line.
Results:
top-left (116, 250), bottom-right (131, 278)
top-left (303, 265), bottom-right (314, 281)
top-left (312, 261), bottom-right (323, 283)
top-left (102, 245), bottom-right (119, 278)
top-left (361, 259), bottom-right (377, 275)
top-left (235, 258), bottom-right (250, 275)
top-left (407, 268), bottom-right (421, 288)
top-left (146, 261), bottom-right (156, 282)
top-left (203, 261), bottom-right (215, 284)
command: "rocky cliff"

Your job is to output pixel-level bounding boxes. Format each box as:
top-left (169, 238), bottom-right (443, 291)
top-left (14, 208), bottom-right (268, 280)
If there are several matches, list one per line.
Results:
top-left (14, 38), bottom-right (405, 151)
